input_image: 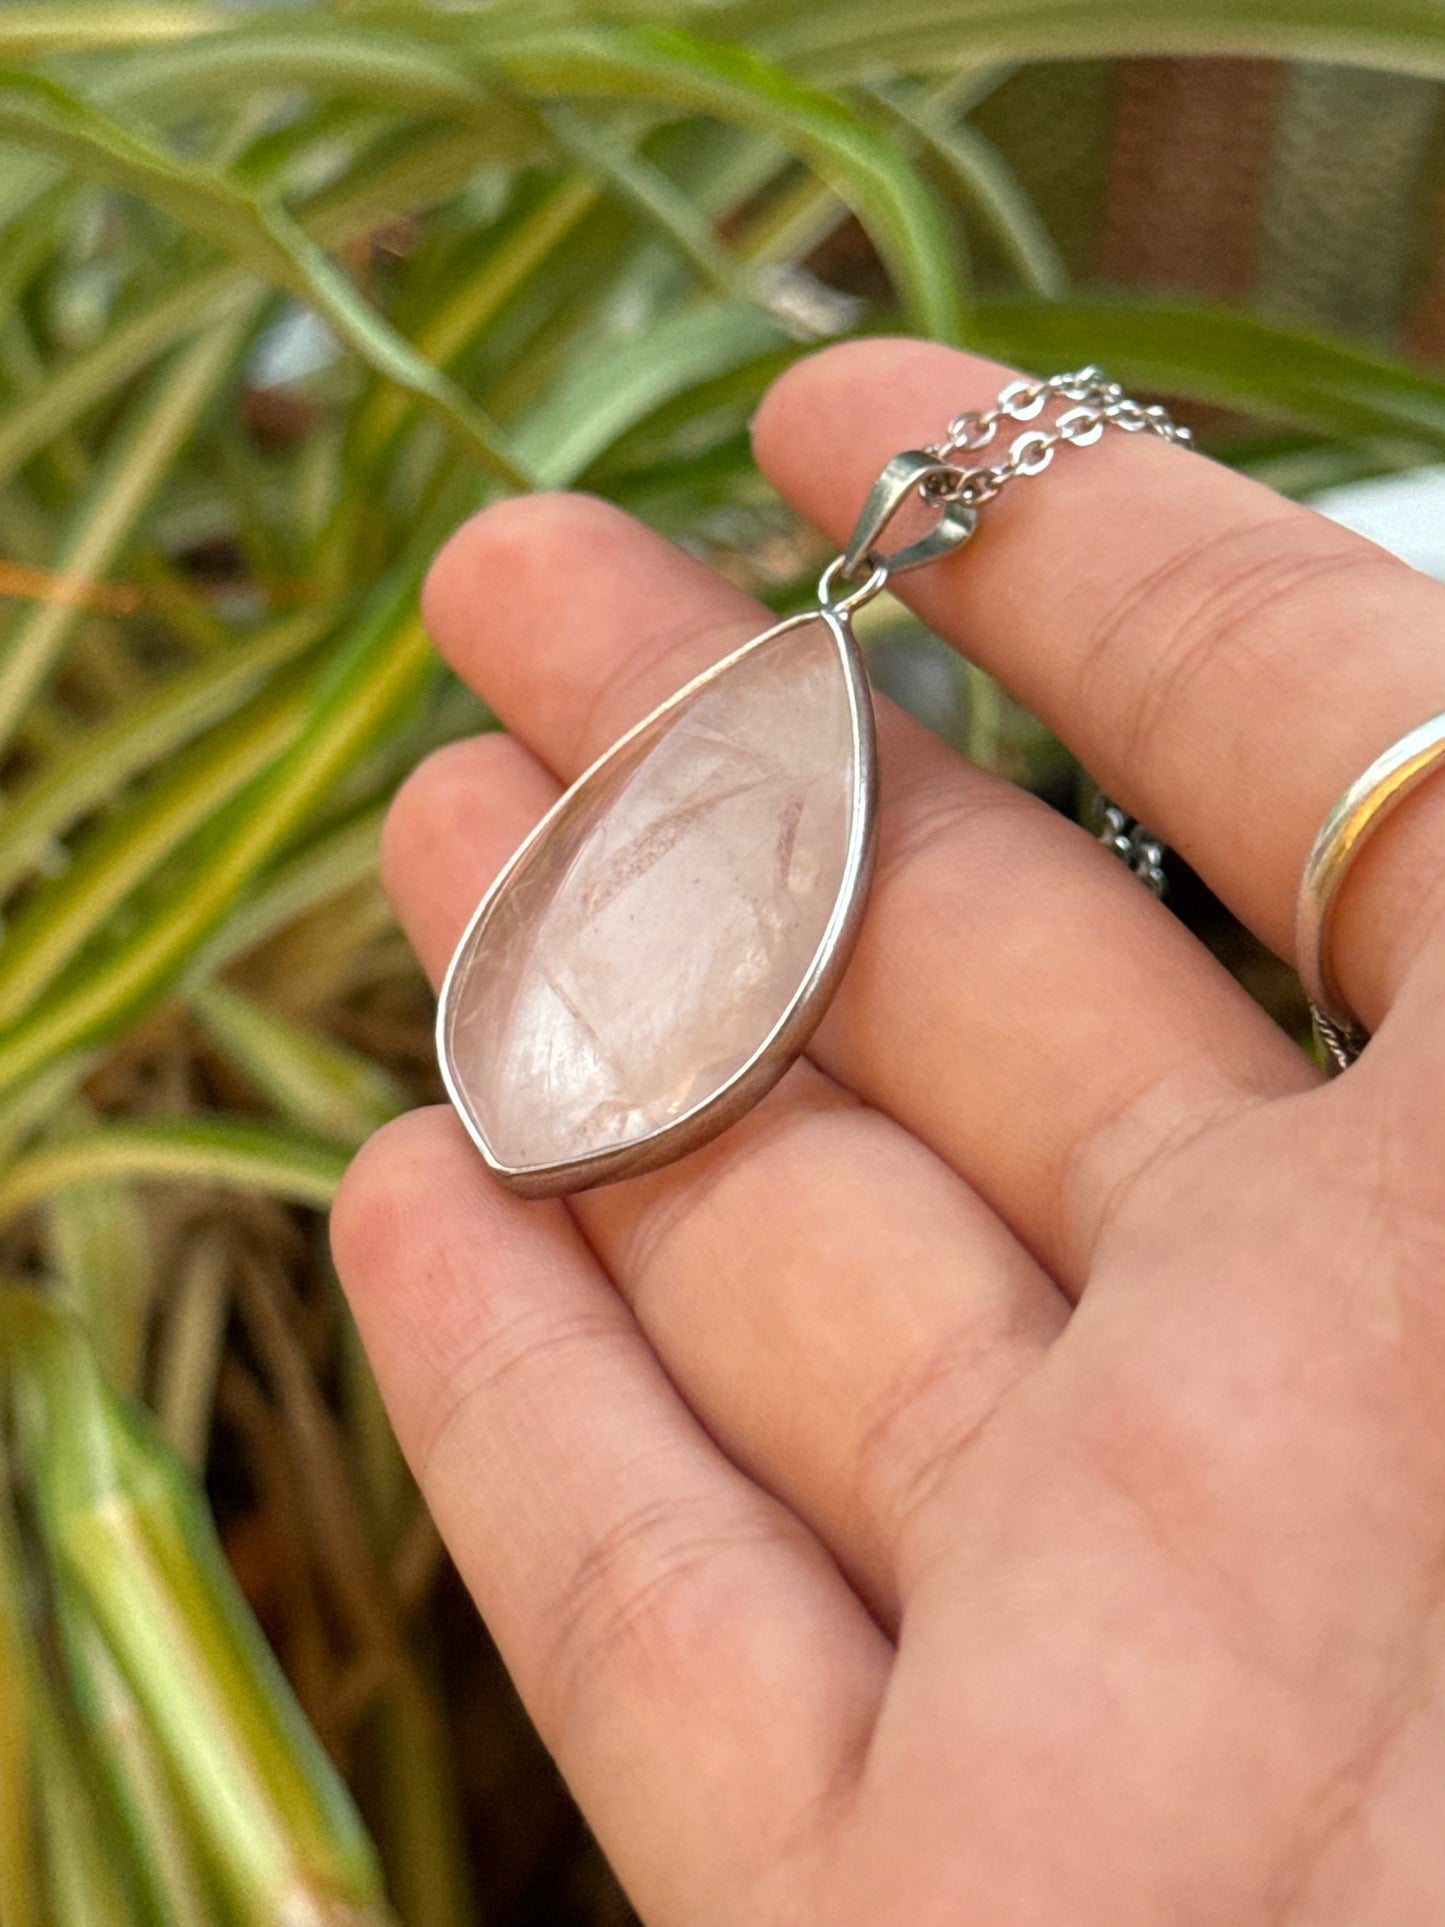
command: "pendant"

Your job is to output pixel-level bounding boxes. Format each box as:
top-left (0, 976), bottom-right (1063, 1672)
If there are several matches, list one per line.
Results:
top-left (438, 605), bottom-right (876, 1196)
top-left (437, 451), bottom-right (975, 1196)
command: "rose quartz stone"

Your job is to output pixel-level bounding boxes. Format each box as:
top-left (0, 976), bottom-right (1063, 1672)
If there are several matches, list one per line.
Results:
top-left (441, 615), bottom-right (859, 1176)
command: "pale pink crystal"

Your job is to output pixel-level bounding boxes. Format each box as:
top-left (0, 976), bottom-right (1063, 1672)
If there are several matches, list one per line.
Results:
top-left (441, 615), bottom-right (861, 1175)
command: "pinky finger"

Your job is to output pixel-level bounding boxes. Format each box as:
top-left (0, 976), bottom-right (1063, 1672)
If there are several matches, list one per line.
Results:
top-left (332, 1108), bottom-right (890, 1924)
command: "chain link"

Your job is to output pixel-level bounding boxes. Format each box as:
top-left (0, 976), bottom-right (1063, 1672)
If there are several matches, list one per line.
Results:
top-left (929, 370), bottom-right (1188, 899)
top-left (1094, 801), bottom-right (1167, 898)
top-left (821, 366), bottom-right (1192, 903)
top-left (921, 367), bottom-right (1193, 510)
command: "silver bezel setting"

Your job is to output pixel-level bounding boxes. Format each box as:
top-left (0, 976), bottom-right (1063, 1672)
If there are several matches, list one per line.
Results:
top-left (436, 606), bottom-right (878, 1198)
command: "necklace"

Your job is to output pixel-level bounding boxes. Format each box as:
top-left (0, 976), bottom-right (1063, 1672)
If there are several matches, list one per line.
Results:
top-left (437, 369), bottom-right (1191, 1197)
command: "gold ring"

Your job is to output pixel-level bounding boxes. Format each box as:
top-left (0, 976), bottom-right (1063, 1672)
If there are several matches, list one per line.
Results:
top-left (1295, 709), bottom-right (1445, 1071)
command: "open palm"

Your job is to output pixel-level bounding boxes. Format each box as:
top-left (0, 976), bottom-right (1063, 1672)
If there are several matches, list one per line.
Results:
top-left (333, 339), bottom-right (1445, 1925)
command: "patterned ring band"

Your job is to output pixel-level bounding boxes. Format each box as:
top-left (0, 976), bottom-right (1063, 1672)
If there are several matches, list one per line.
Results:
top-left (1295, 708), bottom-right (1445, 1072)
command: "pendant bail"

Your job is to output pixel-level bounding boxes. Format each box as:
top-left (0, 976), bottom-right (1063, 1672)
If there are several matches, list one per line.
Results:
top-left (837, 449), bottom-right (977, 582)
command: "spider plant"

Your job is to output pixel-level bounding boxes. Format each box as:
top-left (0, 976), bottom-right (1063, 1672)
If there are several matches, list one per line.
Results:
top-left (1, 4), bottom-right (1443, 1920)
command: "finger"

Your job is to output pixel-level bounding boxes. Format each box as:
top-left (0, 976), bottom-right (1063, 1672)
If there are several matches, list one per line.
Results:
top-left (752, 337), bottom-right (1445, 1039)
top-left (420, 497), bottom-right (1314, 1292)
top-left (384, 732), bottom-right (1064, 1619)
top-left (332, 1108), bottom-right (890, 1923)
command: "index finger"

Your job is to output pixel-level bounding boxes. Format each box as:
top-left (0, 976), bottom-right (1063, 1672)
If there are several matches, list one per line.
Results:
top-left (752, 339), bottom-right (1445, 1040)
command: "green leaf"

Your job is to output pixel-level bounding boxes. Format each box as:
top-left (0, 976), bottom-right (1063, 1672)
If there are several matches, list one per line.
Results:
top-left (478, 21), bottom-right (969, 339)
top-left (740, 0), bottom-right (1445, 83)
top-left (0, 118), bottom-right (502, 495)
top-left (300, 117), bottom-right (525, 248)
top-left (149, 1228), bottom-right (230, 1471)
top-left (1227, 434), bottom-right (1439, 501)
top-left (185, 804), bottom-right (387, 985)
top-left (0, 6), bottom-right (214, 59)
top-left (44, 1154), bottom-right (154, 1395)
top-left (29, 1680), bottom-right (143, 1925)
top-left (93, 15), bottom-right (538, 155)
top-left (3, 1294), bottom-right (390, 1922)
top-left (0, 1483), bottom-right (41, 1927)
top-left (0, 316), bottom-right (251, 760)
top-left (0, 564), bottom-right (436, 1101)
top-left (972, 294), bottom-right (1445, 446)
top-left (872, 84), bottom-right (1068, 298)
top-left (537, 101), bottom-right (753, 301)
top-left (514, 297), bottom-right (792, 486)
top-left (0, 607), bottom-right (327, 901)
top-left (0, 1117), bottom-right (349, 1221)
top-left (0, 663), bottom-right (319, 1028)
top-left (0, 69), bottom-right (534, 488)
top-left (188, 981), bottom-right (406, 1148)
top-left (0, 1056), bottom-right (100, 1173)
top-left (348, 173), bottom-right (599, 467)
top-left (0, 1474), bottom-right (144, 1926)
top-left (0, 261), bottom-right (250, 498)
top-left (51, 1603), bottom-right (215, 1927)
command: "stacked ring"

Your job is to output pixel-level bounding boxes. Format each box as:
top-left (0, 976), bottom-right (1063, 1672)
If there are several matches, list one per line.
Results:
top-left (1295, 709), bottom-right (1445, 1072)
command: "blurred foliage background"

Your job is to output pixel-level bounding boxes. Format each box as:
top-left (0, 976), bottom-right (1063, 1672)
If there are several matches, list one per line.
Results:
top-left (2, 4), bottom-right (1445, 1922)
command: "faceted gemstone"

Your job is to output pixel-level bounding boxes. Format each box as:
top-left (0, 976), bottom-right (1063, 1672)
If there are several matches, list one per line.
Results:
top-left (439, 612), bottom-right (868, 1186)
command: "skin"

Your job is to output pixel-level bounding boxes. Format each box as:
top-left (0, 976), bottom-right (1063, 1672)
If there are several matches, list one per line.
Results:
top-left (331, 339), bottom-right (1445, 1925)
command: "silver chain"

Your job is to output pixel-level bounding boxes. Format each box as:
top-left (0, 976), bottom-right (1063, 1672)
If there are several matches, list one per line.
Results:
top-left (921, 366), bottom-right (1194, 509)
top-left (937, 371), bottom-right (1189, 895)
top-left (823, 367), bottom-right (1190, 895)
top-left (1094, 800), bottom-right (1168, 898)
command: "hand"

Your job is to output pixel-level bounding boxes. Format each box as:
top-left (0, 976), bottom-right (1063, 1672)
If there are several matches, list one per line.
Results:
top-left (332, 340), bottom-right (1445, 1925)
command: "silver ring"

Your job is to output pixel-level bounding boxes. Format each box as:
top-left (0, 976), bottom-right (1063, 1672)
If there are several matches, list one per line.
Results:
top-left (1295, 708), bottom-right (1445, 1070)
